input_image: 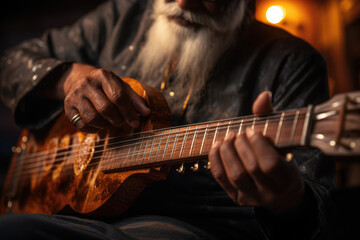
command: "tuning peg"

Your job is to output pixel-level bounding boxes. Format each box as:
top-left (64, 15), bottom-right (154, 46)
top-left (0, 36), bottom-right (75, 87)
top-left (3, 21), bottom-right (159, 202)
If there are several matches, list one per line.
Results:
top-left (191, 162), bottom-right (199, 172)
top-left (176, 163), bottom-right (185, 173)
top-left (204, 161), bottom-right (211, 170)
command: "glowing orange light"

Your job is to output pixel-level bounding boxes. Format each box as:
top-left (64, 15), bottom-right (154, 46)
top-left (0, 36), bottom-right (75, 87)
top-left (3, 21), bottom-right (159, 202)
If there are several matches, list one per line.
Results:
top-left (266, 5), bottom-right (286, 24)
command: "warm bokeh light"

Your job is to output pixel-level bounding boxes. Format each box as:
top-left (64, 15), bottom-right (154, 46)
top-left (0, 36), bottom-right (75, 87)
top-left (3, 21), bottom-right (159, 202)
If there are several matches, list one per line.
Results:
top-left (266, 5), bottom-right (286, 24)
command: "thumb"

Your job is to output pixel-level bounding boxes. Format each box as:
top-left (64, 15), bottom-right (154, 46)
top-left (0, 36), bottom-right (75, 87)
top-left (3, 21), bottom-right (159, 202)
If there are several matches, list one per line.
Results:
top-left (252, 91), bottom-right (273, 115)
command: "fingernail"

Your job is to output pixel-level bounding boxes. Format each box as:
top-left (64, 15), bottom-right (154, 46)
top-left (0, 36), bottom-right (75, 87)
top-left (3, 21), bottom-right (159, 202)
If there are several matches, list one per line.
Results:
top-left (267, 91), bottom-right (272, 101)
top-left (246, 127), bottom-right (255, 138)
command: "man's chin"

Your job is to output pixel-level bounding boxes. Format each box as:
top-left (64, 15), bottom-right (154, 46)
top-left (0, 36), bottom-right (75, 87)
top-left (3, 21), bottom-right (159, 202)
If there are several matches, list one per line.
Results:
top-left (169, 16), bottom-right (199, 28)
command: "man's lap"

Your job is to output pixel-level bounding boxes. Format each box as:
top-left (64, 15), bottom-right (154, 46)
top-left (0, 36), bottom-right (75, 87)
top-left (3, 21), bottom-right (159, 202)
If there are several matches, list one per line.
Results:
top-left (0, 213), bottom-right (216, 240)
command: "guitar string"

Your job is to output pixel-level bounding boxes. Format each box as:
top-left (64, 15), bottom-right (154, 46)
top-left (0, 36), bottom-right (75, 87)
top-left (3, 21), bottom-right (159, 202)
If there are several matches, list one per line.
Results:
top-left (11, 115), bottom-right (306, 180)
top-left (12, 114), bottom-right (306, 177)
top-left (19, 111), bottom-right (297, 160)
top-left (17, 110), bottom-right (306, 162)
top-left (15, 113), bottom-right (304, 169)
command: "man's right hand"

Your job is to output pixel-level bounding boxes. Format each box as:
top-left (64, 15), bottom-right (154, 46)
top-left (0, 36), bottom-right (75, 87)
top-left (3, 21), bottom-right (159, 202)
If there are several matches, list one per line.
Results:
top-left (61, 63), bottom-right (151, 132)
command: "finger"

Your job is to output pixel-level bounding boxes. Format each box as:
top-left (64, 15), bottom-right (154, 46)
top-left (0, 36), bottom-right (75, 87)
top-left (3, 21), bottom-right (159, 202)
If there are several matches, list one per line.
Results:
top-left (235, 129), bottom-right (275, 190)
top-left (125, 82), bottom-right (152, 116)
top-left (102, 79), bottom-right (139, 128)
top-left (209, 141), bottom-right (238, 194)
top-left (245, 128), bottom-right (284, 185)
top-left (86, 86), bottom-right (123, 127)
top-left (101, 71), bottom-right (150, 128)
top-left (252, 91), bottom-right (273, 115)
top-left (78, 97), bottom-right (111, 129)
top-left (219, 131), bottom-right (257, 193)
top-left (65, 107), bottom-right (99, 133)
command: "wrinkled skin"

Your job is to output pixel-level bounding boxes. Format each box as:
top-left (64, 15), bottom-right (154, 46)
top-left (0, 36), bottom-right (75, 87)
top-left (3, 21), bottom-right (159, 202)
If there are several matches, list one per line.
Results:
top-left (60, 63), bottom-right (151, 132)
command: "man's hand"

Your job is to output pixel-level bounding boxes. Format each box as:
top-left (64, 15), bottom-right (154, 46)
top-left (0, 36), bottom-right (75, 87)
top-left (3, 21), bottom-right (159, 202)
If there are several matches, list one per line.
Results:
top-left (61, 63), bottom-right (151, 132)
top-left (208, 91), bottom-right (305, 214)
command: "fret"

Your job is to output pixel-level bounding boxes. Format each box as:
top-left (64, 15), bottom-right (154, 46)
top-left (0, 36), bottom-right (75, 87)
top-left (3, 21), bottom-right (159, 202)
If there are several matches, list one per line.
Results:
top-left (275, 112), bottom-right (285, 146)
top-left (212, 123), bottom-right (220, 146)
top-left (162, 129), bottom-right (172, 161)
top-left (301, 105), bottom-right (314, 146)
top-left (135, 137), bottom-right (144, 166)
top-left (147, 134), bottom-right (157, 163)
top-left (120, 140), bottom-right (130, 168)
top-left (170, 129), bottom-right (180, 160)
top-left (101, 107), bottom-right (314, 172)
top-left (154, 131), bottom-right (165, 162)
top-left (200, 124), bottom-right (209, 155)
top-left (263, 118), bottom-right (269, 136)
top-left (238, 119), bottom-right (244, 135)
top-left (251, 116), bottom-right (256, 129)
top-left (179, 127), bottom-right (189, 158)
top-left (290, 110), bottom-right (300, 145)
top-left (226, 121), bottom-right (232, 137)
top-left (189, 126), bottom-right (198, 157)
top-left (141, 134), bottom-right (150, 164)
top-left (127, 140), bottom-right (138, 168)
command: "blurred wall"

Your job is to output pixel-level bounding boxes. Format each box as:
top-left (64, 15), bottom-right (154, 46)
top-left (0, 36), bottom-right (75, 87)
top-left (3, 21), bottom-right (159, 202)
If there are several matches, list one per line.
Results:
top-left (256, 0), bottom-right (359, 96)
top-left (256, 0), bottom-right (360, 188)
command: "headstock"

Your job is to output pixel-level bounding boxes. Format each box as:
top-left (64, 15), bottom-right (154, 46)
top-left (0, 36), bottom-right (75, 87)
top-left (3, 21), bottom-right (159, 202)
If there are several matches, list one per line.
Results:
top-left (310, 91), bottom-right (360, 157)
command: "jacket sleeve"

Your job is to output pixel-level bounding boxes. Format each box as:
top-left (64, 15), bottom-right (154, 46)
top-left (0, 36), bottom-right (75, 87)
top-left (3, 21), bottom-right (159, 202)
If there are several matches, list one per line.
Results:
top-left (0, 0), bottom-right (126, 129)
top-left (254, 38), bottom-right (335, 240)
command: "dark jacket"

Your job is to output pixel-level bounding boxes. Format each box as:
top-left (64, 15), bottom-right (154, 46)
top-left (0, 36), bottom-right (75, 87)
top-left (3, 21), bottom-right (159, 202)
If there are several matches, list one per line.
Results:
top-left (0, 0), bottom-right (334, 239)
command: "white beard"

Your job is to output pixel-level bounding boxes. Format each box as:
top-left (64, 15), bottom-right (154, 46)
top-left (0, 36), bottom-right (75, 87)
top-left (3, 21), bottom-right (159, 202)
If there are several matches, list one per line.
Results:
top-left (133, 0), bottom-right (250, 92)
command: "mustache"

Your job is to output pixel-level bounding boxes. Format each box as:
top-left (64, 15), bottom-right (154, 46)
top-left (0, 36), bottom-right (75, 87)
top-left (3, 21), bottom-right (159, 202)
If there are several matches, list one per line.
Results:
top-left (154, 2), bottom-right (223, 31)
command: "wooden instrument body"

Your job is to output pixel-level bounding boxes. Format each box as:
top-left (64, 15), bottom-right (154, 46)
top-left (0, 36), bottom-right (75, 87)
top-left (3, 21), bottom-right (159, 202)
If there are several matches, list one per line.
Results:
top-left (0, 78), bottom-right (171, 217)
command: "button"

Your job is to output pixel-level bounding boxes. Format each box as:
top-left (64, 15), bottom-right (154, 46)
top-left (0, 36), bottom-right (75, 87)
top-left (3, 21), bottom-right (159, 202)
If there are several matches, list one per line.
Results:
top-left (121, 65), bottom-right (127, 70)
top-left (169, 91), bottom-right (175, 97)
top-left (128, 45), bottom-right (135, 51)
top-left (32, 75), bottom-right (38, 81)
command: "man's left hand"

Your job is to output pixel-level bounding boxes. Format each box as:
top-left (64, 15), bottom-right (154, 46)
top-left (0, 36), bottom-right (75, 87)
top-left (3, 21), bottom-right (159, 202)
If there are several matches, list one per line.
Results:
top-left (208, 91), bottom-right (305, 214)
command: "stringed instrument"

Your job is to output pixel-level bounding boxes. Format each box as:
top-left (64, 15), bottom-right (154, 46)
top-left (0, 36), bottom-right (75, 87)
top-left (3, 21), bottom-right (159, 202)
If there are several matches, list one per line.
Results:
top-left (1, 78), bottom-right (360, 217)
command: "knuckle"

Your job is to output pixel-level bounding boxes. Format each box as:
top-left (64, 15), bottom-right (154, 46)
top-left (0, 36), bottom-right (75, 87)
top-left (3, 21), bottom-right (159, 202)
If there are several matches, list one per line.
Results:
top-left (79, 77), bottom-right (93, 88)
top-left (111, 88), bottom-right (125, 103)
top-left (211, 167), bottom-right (225, 182)
top-left (230, 170), bottom-right (245, 185)
top-left (73, 86), bottom-right (85, 96)
top-left (95, 68), bottom-right (109, 77)
top-left (82, 111), bottom-right (97, 124)
top-left (263, 161), bottom-right (279, 175)
top-left (247, 162), bottom-right (260, 176)
top-left (97, 103), bottom-right (112, 115)
top-left (64, 96), bottom-right (73, 107)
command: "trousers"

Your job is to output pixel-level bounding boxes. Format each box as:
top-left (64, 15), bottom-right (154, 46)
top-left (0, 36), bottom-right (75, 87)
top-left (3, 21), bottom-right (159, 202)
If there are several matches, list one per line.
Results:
top-left (0, 214), bottom-right (217, 240)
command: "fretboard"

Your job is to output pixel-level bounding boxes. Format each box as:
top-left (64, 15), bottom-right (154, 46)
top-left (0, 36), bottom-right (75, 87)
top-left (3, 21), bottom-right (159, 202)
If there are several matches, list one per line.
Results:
top-left (102, 106), bottom-right (312, 173)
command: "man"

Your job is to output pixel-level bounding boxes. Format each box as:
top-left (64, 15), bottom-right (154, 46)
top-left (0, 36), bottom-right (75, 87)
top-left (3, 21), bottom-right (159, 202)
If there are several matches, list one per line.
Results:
top-left (0, 0), bottom-right (334, 239)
